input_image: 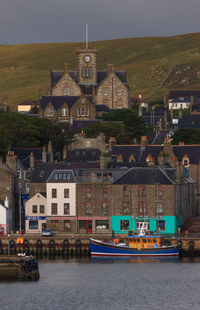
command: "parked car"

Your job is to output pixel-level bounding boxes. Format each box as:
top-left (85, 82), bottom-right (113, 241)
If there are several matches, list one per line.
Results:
top-left (42, 229), bottom-right (54, 237)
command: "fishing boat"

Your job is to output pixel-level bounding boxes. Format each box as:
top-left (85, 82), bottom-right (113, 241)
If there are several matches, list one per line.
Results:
top-left (89, 231), bottom-right (179, 257)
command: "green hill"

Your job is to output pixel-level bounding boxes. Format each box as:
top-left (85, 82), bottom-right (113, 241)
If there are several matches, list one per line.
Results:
top-left (1, 32), bottom-right (200, 108)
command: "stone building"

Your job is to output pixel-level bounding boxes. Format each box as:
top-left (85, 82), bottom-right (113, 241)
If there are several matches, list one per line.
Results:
top-left (39, 47), bottom-right (130, 122)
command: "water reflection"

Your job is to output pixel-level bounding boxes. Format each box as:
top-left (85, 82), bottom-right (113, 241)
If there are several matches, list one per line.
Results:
top-left (90, 256), bottom-right (180, 264)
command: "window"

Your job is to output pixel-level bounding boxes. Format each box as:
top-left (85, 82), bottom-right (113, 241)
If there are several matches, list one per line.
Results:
top-left (122, 202), bottom-right (130, 214)
top-left (104, 100), bottom-right (107, 106)
top-left (118, 100), bottom-right (121, 108)
top-left (40, 205), bottom-right (44, 214)
top-left (158, 220), bottom-right (165, 231)
top-left (64, 203), bottom-right (70, 215)
top-left (120, 220), bottom-right (129, 231)
top-left (24, 172), bottom-right (28, 180)
top-left (77, 108), bottom-right (80, 116)
top-left (26, 183), bottom-right (29, 193)
top-left (64, 88), bottom-right (69, 95)
top-left (102, 202), bottom-right (109, 215)
top-left (32, 205), bottom-right (37, 213)
top-left (156, 185), bottom-right (162, 196)
top-left (156, 203), bottom-right (163, 214)
top-left (17, 171), bottom-right (21, 179)
top-left (96, 220), bottom-right (109, 230)
top-left (64, 188), bottom-right (69, 198)
top-left (82, 66), bottom-right (93, 78)
top-left (51, 220), bottom-right (58, 230)
top-left (29, 221), bottom-right (38, 230)
top-left (52, 188), bottom-right (57, 198)
top-left (104, 88), bottom-right (108, 95)
top-left (136, 221), bottom-right (149, 231)
top-left (103, 188), bottom-right (108, 199)
top-left (117, 88), bottom-right (122, 96)
top-left (62, 107), bottom-right (68, 116)
top-left (138, 202), bottom-right (146, 216)
top-left (138, 185), bottom-right (146, 196)
top-left (123, 186), bottom-right (129, 196)
top-left (47, 107), bottom-right (53, 116)
top-left (85, 202), bottom-right (92, 215)
top-left (51, 203), bottom-right (57, 215)
top-left (86, 188), bottom-right (91, 199)
top-left (64, 220), bottom-right (71, 231)
top-left (81, 107), bottom-right (85, 116)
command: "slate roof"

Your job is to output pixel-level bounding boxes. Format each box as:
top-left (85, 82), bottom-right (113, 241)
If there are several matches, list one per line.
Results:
top-left (66, 148), bottom-right (101, 162)
top-left (95, 105), bottom-right (110, 112)
top-left (112, 144), bottom-right (200, 166)
top-left (11, 147), bottom-right (42, 170)
top-left (31, 162), bottom-right (100, 182)
top-left (40, 95), bottom-right (95, 111)
top-left (172, 146), bottom-right (200, 164)
top-left (51, 70), bottom-right (128, 89)
top-left (111, 145), bottom-right (163, 163)
top-left (47, 169), bottom-right (76, 183)
top-left (192, 104), bottom-right (200, 112)
top-left (151, 131), bottom-right (170, 145)
top-left (142, 111), bottom-right (171, 127)
top-left (178, 115), bottom-right (200, 128)
top-left (114, 167), bottom-right (176, 185)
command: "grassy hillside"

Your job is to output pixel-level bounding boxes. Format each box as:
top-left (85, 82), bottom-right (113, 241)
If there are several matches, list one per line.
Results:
top-left (1, 33), bottom-right (200, 108)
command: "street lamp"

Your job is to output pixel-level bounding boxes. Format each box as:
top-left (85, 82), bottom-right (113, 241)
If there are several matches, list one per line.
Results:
top-left (7, 234), bottom-right (10, 256)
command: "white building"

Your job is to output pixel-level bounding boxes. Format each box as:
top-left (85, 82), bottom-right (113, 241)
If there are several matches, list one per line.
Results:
top-left (0, 196), bottom-right (9, 235)
top-left (46, 170), bottom-right (76, 231)
top-left (25, 192), bottom-right (46, 233)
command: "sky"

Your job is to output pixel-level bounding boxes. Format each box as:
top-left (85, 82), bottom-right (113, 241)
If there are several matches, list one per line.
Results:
top-left (1, 0), bottom-right (200, 44)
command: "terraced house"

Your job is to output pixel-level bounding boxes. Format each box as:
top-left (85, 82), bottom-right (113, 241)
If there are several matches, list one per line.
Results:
top-left (39, 46), bottom-right (130, 122)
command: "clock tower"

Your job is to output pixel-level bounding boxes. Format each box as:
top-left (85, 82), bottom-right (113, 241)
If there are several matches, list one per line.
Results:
top-left (76, 47), bottom-right (98, 85)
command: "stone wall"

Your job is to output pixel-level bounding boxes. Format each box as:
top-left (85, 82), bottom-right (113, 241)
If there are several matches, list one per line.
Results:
top-left (96, 72), bottom-right (129, 109)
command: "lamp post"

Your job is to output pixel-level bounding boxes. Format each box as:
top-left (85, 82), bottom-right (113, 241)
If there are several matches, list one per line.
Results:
top-left (18, 182), bottom-right (22, 234)
top-left (7, 234), bottom-right (10, 256)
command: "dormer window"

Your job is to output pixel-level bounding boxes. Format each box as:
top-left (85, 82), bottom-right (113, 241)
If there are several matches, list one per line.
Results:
top-left (62, 107), bottom-right (68, 116)
top-left (182, 156), bottom-right (190, 167)
top-left (40, 171), bottom-right (45, 178)
top-left (46, 107), bottom-right (53, 116)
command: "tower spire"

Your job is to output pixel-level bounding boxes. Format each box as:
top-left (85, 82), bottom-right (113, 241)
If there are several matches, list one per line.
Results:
top-left (86, 23), bottom-right (88, 49)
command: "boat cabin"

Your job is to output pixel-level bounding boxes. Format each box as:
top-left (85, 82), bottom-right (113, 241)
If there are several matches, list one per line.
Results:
top-left (127, 236), bottom-right (162, 249)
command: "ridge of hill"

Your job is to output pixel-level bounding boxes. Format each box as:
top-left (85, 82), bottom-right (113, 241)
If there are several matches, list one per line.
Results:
top-left (1, 32), bottom-right (200, 108)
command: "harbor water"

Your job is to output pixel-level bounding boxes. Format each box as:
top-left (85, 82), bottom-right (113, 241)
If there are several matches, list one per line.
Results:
top-left (1, 257), bottom-right (200, 310)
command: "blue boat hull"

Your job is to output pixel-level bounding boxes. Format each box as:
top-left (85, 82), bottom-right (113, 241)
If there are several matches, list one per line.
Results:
top-left (89, 239), bottom-right (179, 257)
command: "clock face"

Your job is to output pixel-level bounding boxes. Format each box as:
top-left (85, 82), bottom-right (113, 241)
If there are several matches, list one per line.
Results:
top-left (84, 55), bottom-right (91, 63)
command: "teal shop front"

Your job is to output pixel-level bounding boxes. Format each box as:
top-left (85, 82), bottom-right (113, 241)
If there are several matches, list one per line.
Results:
top-left (112, 215), bottom-right (182, 235)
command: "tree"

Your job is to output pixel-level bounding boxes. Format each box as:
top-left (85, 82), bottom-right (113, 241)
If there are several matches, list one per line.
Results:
top-left (172, 128), bottom-right (200, 145)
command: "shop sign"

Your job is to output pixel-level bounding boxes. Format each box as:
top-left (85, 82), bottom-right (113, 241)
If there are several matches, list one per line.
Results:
top-left (78, 216), bottom-right (107, 220)
top-left (51, 217), bottom-right (77, 220)
top-left (25, 216), bottom-right (46, 220)
top-left (132, 216), bottom-right (163, 220)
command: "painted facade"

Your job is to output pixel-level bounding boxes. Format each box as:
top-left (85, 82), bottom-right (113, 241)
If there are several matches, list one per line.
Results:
top-left (25, 192), bottom-right (46, 233)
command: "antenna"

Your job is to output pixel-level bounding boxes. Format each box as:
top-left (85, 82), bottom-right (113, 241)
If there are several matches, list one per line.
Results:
top-left (86, 23), bottom-right (88, 49)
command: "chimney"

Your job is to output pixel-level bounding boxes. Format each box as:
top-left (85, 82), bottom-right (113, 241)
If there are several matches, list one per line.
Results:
top-left (99, 154), bottom-right (111, 169)
top-left (179, 142), bottom-right (185, 146)
top-left (63, 145), bottom-right (67, 160)
top-left (107, 64), bottom-right (114, 74)
top-left (140, 136), bottom-right (147, 151)
top-left (42, 146), bottom-right (47, 163)
top-left (108, 137), bottom-right (116, 151)
top-left (64, 63), bottom-right (69, 73)
top-left (6, 151), bottom-right (17, 172)
top-left (30, 152), bottom-right (35, 169)
top-left (48, 141), bottom-right (52, 154)
top-left (190, 95), bottom-right (194, 106)
top-left (164, 111), bottom-right (167, 129)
